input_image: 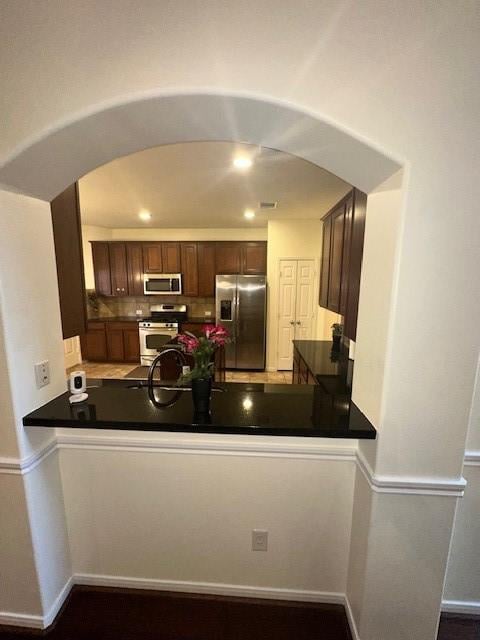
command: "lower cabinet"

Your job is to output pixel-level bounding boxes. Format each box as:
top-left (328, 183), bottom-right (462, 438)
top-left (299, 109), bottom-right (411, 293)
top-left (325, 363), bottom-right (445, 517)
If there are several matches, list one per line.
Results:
top-left (292, 346), bottom-right (318, 385)
top-left (81, 321), bottom-right (140, 363)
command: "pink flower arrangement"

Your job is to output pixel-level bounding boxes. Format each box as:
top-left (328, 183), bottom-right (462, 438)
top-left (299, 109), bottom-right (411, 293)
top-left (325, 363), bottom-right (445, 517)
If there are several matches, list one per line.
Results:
top-left (177, 324), bottom-right (229, 380)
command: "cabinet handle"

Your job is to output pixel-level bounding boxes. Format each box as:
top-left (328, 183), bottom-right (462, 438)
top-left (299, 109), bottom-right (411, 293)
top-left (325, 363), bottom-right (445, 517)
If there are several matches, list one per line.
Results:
top-left (296, 321), bottom-right (301, 325)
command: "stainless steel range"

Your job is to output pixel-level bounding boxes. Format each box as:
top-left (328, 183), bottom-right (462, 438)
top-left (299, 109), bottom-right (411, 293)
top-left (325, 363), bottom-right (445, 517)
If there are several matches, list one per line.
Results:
top-left (139, 304), bottom-right (187, 366)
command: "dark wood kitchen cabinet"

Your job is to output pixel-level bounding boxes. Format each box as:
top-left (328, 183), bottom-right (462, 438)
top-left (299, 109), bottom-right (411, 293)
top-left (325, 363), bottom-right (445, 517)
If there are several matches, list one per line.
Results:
top-left (197, 242), bottom-right (216, 296)
top-left (123, 325), bottom-right (141, 362)
top-left (241, 242), bottom-right (267, 274)
top-left (142, 243), bottom-right (163, 273)
top-left (91, 242), bottom-right (112, 296)
top-left (106, 321), bottom-right (140, 362)
top-left (215, 241), bottom-right (267, 275)
top-left (180, 243), bottom-right (198, 296)
top-left (215, 242), bottom-right (242, 274)
top-left (319, 188), bottom-right (367, 341)
top-left (162, 242), bottom-right (181, 273)
top-left (50, 183), bottom-right (87, 339)
top-left (328, 204), bottom-right (346, 313)
top-left (126, 243), bottom-right (145, 296)
top-left (109, 243), bottom-right (128, 296)
top-left (80, 321), bottom-right (108, 361)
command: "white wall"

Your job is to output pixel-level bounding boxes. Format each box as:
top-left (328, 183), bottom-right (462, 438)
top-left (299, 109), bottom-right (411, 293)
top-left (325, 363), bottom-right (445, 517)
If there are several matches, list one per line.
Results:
top-left (266, 219), bottom-right (339, 370)
top-left (0, 190), bottom-right (71, 622)
top-left (59, 439), bottom-right (355, 596)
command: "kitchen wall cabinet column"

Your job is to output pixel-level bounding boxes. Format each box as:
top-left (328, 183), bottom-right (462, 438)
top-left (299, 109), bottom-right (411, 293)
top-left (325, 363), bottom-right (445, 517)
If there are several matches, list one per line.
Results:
top-left (142, 243), bottom-right (163, 273)
top-left (91, 242), bottom-right (112, 296)
top-left (215, 242), bottom-right (242, 274)
top-left (50, 182), bottom-right (87, 339)
top-left (109, 243), bottom-right (128, 296)
top-left (162, 242), bottom-right (181, 272)
top-left (319, 188), bottom-right (366, 340)
top-left (197, 242), bottom-right (216, 296)
top-left (242, 242), bottom-right (267, 274)
top-left (180, 243), bottom-right (198, 296)
top-left (127, 243), bottom-right (144, 296)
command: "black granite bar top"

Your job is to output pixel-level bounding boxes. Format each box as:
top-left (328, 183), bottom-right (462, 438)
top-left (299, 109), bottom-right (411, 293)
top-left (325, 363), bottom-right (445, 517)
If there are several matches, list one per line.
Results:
top-left (23, 380), bottom-right (376, 439)
top-left (293, 340), bottom-right (348, 378)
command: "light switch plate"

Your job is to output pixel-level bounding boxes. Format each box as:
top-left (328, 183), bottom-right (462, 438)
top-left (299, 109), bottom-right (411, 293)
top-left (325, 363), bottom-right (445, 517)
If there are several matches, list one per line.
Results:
top-left (252, 529), bottom-right (268, 551)
top-left (35, 360), bottom-right (50, 389)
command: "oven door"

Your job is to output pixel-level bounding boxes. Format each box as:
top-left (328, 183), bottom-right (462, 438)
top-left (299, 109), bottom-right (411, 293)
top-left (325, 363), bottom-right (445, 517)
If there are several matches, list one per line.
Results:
top-left (143, 274), bottom-right (182, 295)
top-left (139, 326), bottom-right (179, 363)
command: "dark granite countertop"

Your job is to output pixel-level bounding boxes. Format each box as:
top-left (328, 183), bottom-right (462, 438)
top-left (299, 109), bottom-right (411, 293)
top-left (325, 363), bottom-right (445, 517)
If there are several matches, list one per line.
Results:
top-left (293, 340), bottom-right (348, 378)
top-left (182, 317), bottom-right (216, 324)
top-left (88, 316), bottom-right (141, 323)
top-left (23, 380), bottom-right (375, 439)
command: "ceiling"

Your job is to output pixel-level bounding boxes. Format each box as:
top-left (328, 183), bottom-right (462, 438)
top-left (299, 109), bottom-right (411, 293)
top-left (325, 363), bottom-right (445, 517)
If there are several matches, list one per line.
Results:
top-left (78, 141), bottom-right (351, 228)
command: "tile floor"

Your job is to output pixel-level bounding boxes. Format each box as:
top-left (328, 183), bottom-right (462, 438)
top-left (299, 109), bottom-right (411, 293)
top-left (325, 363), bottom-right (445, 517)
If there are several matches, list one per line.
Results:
top-left (67, 362), bottom-right (293, 384)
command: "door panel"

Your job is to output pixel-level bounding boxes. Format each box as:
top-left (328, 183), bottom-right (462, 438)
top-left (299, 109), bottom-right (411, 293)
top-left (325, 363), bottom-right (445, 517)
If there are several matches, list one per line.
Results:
top-left (162, 242), bottom-right (181, 272)
top-left (142, 244), bottom-right (163, 273)
top-left (328, 205), bottom-right (345, 312)
top-left (236, 276), bottom-right (266, 370)
top-left (106, 327), bottom-right (125, 361)
top-left (109, 243), bottom-right (128, 296)
top-left (216, 242), bottom-right (241, 274)
top-left (277, 260), bottom-right (297, 370)
top-left (91, 242), bottom-right (112, 296)
top-left (181, 243), bottom-right (198, 296)
top-left (123, 327), bottom-right (140, 363)
top-left (215, 275), bottom-right (238, 368)
top-left (295, 260), bottom-right (316, 341)
top-left (197, 242), bottom-right (216, 297)
top-left (127, 243), bottom-right (144, 296)
top-left (241, 242), bottom-right (267, 274)
top-left (340, 195), bottom-right (353, 316)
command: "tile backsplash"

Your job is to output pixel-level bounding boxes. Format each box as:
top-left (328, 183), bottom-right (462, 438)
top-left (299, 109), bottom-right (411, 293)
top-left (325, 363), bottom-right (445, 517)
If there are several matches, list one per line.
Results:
top-left (86, 290), bottom-right (215, 319)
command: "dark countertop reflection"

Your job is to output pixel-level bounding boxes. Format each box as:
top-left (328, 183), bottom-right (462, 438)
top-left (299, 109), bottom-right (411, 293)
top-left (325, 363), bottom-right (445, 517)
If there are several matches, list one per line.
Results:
top-left (23, 380), bottom-right (375, 439)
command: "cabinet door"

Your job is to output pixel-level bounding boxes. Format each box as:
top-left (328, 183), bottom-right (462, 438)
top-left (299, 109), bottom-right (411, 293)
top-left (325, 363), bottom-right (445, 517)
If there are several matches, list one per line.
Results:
top-left (91, 242), bottom-right (112, 296)
top-left (106, 325), bottom-right (125, 361)
top-left (80, 322), bottom-right (107, 361)
top-left (127, 243), bottom-right (144, 296)
top-left (327, 205), bottom-right (345, 312)
top-left (123, 327), bottom-right (140, 362)
top-left (162, 242), bottom-right (181, 272)
top-left (344, 190), bottom-right (367, 340)
top-left (319, 217), bottom-right (331, 308)
top-left (340, 195), bottom-right (353, 316)
top-left (109, 243), bottom-right (128, 296)
top-left (180, 322), bottom-right (204, 337)
top-left (51, 183), bottom-right (87, 339)
top-left (241, 242), bottom-right (267, 274)
top-left (197, 242), bottom-right (216, 297)
top-left (142, 243), bottom-right (163, 273)
top-left (215, 242), bottom-right (241, 274)
top-left (180, 243), bottom-right (198, 296)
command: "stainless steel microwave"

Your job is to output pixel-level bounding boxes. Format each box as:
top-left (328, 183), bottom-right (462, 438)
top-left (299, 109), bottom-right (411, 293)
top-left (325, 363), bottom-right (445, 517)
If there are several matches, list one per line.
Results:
top-left (143, 273), bottom-right (182, 295)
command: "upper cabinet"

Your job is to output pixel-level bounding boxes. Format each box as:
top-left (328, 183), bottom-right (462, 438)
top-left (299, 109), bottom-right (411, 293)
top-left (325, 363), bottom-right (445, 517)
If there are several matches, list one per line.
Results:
top-left (142, 243), bottom-right (163, 273)
top-left (215, 242), bottom-right (242, 274)
top-left (319, 189), bottom-right (367, 341)
top-left (242, 242), bottom-right (267, 275)
top-left (162, 242), bottom-right (181, 272)
top-left (51, 183), bottom-right (87, 338)
top-left (90, 240), bottom-right (267, 298)
top-left (215, 241), bottom-right (267, 275)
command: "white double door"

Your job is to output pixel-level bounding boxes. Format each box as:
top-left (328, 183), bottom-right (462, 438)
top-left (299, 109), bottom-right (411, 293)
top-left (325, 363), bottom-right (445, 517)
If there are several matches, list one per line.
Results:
top-left (277, 259), bottom-right (317, 370)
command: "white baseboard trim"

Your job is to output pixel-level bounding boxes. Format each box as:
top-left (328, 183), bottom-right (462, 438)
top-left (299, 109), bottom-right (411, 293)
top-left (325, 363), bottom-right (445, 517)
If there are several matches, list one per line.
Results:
top-left (442, 599), bottom-right (480, 615)
top-left (43, 576), bottom-right (74, 628)
top-left (344, 595), bottom-right (361, 640)
top-left (74, 573), bottom-right (344, 605)
top-left (0, 611), bottom-right (44, 629)
top-left (464, 451), bottom-right (480, 467)
top-left (0, 439), bottom-right (56, 476)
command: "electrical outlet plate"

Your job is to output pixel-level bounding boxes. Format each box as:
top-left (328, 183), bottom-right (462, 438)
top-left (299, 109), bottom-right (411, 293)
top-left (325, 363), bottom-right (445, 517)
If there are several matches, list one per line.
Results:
top-left (252, 529), bottom-right (268, 551)
top-left (204, 310), bottom-right (212, 317)
top-left (34, 360), bottom-right (50, 389)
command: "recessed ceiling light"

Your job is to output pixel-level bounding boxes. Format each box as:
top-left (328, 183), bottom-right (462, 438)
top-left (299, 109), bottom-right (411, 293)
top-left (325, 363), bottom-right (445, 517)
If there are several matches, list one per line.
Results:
top-left (138, 210), bottom-right (152, 222)
top-left (244, 209), bottom-right (255, 220)
top-left (233, 156), bottom-right (253, 170)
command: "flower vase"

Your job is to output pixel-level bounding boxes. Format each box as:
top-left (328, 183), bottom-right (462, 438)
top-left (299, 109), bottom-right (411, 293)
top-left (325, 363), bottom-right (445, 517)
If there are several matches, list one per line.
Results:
top-left (191, 377), bottom-right (212, 415)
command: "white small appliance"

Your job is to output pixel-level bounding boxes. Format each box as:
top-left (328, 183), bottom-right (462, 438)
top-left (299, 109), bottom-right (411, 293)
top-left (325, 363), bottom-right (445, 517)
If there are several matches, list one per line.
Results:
top-left (68, 370), bottom-right (88, 404)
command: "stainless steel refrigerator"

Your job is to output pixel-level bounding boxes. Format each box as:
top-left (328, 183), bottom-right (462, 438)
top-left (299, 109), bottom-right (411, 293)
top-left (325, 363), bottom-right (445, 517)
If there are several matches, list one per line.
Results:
top-left (216, 275), bottom-right (266, 370)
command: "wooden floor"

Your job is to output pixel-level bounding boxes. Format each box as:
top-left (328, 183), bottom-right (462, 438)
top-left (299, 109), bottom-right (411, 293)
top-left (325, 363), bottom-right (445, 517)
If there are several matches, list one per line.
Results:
top-left (0, 588), bottom-right (475, 640)
top-left (67, 362), bottom-right (293, 384)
